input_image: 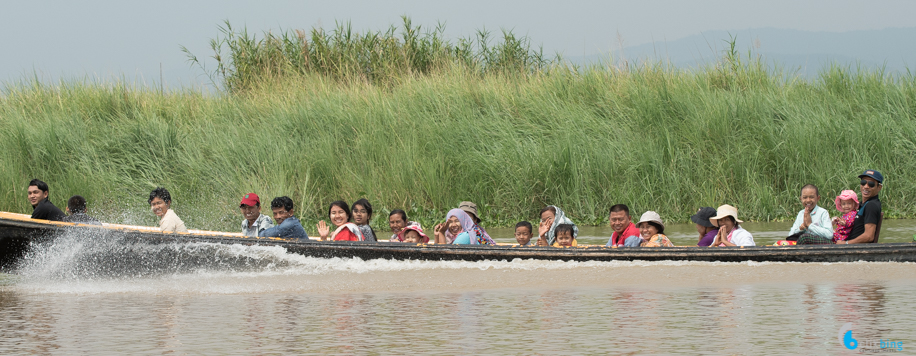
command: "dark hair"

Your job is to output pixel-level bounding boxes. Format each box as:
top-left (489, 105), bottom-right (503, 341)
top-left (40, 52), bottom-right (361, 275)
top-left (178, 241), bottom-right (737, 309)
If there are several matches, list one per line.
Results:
top-left (515, 221), bottom-right (532, 232)
top-left (148, 187), bottom-right (171, 204)
top-left (555, 224), bottom-right (575, 238)
top-left (609, 204), bottom-right (630, 216)
top-left (67, 195), bottom-right (87, 214)
top-left (539, 206), bottom-right (557, 218)
top-left (28, 179), bottom-right (49, 193)
top-left (643, 221), bottom-right (665, 235)
top-left (389, 209), bottom-right (407, 223)
top-left (719, 216), bottom-right (736, 226)
top-left (352, 198), bottom-right (373, 219)
top-left (801, 184), bottom-right (819, 196)
top-left (270, 196), bottom-right (294, 212)
top-left (328, 200), bottom-right (352, 221)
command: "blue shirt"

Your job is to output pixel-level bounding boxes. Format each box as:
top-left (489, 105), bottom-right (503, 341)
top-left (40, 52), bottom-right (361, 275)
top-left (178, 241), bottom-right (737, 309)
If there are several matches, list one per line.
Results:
top-left (452, 232), bottom-right (471, 244)
top-left (259, 216), bottom-right (309, 240)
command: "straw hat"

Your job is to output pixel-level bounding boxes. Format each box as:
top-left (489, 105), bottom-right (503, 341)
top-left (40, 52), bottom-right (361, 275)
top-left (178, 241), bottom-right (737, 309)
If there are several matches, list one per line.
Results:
top-left (709, 204), bottom-right (743, 227)
top-left (637, 211), bottom-right (665, 231)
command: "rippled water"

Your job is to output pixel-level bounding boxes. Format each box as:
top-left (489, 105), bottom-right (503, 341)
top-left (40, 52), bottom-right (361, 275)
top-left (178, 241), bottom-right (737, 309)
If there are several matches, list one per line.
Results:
top-left (1, 226), bottom-right (915, 354)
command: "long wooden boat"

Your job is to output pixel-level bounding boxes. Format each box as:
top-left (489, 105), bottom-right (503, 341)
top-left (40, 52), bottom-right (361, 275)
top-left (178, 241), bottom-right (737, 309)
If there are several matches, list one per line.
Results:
top-left (1, 211), bottom-right (915, 269)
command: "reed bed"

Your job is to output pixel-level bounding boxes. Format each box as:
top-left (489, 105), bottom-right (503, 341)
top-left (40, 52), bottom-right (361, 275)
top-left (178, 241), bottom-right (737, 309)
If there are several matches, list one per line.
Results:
top-left (1, 21), bottom-right (915, 233)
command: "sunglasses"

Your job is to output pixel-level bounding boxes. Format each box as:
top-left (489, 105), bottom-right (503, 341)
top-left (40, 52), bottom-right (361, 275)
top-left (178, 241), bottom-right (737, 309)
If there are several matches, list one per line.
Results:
top-left (860, 180), bottom-right (878, 188)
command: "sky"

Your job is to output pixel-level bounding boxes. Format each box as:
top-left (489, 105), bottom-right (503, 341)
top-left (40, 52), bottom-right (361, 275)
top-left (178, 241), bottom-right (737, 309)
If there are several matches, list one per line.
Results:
top-left (2, 0), bottom-right (915, 89)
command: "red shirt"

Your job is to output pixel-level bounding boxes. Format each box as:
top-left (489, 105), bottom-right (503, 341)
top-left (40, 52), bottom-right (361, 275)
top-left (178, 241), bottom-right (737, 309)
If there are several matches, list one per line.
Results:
top-left (333, 228), bottom-right (359, 241)
top-left (610, 222), bottom-right (640, 246)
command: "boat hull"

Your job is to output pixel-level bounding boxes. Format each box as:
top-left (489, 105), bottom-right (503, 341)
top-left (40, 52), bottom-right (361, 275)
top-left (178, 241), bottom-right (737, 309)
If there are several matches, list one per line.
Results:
top-left (2, 212), bottom-right (915, 269)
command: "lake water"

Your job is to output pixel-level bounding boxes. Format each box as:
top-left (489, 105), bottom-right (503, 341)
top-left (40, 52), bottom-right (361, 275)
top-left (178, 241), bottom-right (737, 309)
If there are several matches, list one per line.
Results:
top-left (1, 221), bottom-right (915, 354)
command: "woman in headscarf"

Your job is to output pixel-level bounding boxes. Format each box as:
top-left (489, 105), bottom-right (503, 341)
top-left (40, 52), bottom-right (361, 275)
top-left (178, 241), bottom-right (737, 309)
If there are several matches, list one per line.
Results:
top-left (351, 198), bottom-right (377, 242)
top-left (433, 208), bottom-right (496, 245)
top-left (317, 200), bottom-right (363, 241)
top-left (536, 205), bottom-right (579, 246)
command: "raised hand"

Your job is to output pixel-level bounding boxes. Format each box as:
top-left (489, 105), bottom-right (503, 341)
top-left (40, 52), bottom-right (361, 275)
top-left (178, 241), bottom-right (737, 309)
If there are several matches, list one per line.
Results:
top-left (538, 218), bottom-right (551, 238)
top-left (317, 220), bottom-right (330, 240)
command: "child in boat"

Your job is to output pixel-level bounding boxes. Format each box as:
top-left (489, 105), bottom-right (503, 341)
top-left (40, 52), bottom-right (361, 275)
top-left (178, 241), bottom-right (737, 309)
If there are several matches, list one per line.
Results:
top-left (514, 221), bottom-right (534, 246)
top-left (400, 225), bottom-right (430, 243)
top-left (553, 224), bottom-right (576, 247)
top-left (636, 211), bottom-right (674, 247)
top-left (832, 190), bottom-right (859, 243)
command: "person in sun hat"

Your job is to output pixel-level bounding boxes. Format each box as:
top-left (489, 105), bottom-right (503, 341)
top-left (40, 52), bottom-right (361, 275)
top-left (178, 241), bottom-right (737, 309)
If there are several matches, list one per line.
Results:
top-left (458, 201), bottom-right (481, 224)
top-left (831, 189), bottom-right (859, 243)
top-left (709, 204), bottom-right (755, 247)
top-left (633, 211), bottom-right (674, 247)
top-left (239, 193), bottom-right (274, 237)
top-left (691, 207), bottom-right (719, 247)
top-left (845, 169), bottom-right (883, 244)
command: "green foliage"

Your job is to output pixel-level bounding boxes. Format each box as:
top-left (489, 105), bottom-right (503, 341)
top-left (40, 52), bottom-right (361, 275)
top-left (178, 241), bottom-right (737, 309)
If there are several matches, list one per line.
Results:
top-left (2, 24), bottom-right (916, 234)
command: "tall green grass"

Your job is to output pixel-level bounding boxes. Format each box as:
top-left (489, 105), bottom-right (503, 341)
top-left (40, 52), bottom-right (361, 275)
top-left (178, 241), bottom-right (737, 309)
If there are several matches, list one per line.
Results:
top-left (1, 22), bottom-right (915, 233)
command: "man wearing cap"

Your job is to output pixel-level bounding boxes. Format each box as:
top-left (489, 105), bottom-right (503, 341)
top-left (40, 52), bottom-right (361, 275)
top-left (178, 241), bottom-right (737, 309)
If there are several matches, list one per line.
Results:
top-left (240, 193), bottom-right (275, 237)
top-left (691, 207), bottom-right (719, 247)
top-left (845, 170), bottom-right (883, 244)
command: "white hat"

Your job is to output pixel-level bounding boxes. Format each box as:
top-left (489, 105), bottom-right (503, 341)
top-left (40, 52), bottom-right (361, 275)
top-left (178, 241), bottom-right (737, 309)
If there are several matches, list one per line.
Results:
top-left (709, 204), bottom-right (743, 227)
top-left (637, 211), bottom-right (665, 231)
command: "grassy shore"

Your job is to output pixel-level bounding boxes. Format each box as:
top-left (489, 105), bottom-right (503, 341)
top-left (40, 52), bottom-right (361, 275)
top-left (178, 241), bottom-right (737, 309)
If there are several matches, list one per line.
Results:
top-left (2, 22), bottom-right (915, 233)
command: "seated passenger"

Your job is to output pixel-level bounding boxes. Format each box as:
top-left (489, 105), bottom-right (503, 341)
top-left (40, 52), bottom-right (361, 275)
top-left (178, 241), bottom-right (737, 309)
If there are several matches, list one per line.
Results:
top-left (605, 204), bottom-right (640, 247)
top-left (635, 211), bottom-right (674, 247)
top-left (351, 199), bottom-right (378, 242)
top-left (514, 221), bottom-right (535, 246)
top-left (691, 207), bottom-right (718, 247)
top-left (434, 208), bottom-right (495, 245)
top-left (149, 187), bottom-right (188, 233)
top-left (317, 201), bottom-right (363, 241)
top-left (61, 195), bottom-right (102, 225)
top-left (831, 190), bottom-right (859, 243)
top-left (553, 224), bottom-right (577, 247)
top-left (259, 196), bottom-right (309, 240)
top-left (845, 169), bottom-right (883, 244)
top-left (791, 184), bottom-right (835, 245)
top-left (27, 179), bottom-right (65, 221)
top-left (239, 193), bottom-right (274, 237)
top-left (709, 205), bottom-right (755, 247)
top-left (400, 225), bottom-right (430, 243)
top-left (536, 205), bottom-right (578, 246)
top-left (388, 209), bottom-right (422, 242)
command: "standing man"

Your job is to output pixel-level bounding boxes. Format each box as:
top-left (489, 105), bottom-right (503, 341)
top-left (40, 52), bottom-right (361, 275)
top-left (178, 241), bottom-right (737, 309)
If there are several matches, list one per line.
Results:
top-left (605, 204), bottom-right (641, 247)
top-left (239, 193), bottom-right (274, 237)
top-left (27, 179), bottom-right (65, 221)
top-left (845, 170), bottom-right (883, 244)
top-left (149, 187), bottom-right (188, 233)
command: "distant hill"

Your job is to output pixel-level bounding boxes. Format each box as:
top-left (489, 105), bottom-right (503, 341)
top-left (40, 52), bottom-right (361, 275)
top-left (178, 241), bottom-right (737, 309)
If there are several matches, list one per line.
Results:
top-left (568, 27), bottom-right (916, 78)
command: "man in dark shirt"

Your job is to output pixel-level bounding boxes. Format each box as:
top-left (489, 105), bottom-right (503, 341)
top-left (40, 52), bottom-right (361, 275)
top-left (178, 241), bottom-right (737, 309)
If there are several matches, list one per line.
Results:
top-left (27, 179), bottom-right (65, 221)
top-left (846, 170), bottom-right (883, 244)
top-left (61, 195), bottom-right (102, 225)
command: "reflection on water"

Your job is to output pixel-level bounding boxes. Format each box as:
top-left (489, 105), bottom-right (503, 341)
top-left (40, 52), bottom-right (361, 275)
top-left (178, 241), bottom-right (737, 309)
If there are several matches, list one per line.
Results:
top-left (2, 258), bottom-right (916, 354)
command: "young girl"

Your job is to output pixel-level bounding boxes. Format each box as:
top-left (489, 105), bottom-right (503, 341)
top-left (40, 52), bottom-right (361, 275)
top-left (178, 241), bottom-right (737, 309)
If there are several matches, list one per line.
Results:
top-left (317, 201), bottom-right (363, 241)
top-left (832, 190), bottom-right (859, 243)
top-left (351, 199), bottom-right (377, 242)
top-left (400, 225), bottom-right (430, 243)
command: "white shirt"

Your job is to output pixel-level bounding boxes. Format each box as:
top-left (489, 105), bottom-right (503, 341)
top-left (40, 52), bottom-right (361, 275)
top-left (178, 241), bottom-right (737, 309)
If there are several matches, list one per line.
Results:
top-left (159, 209), bottom-right (188, 233)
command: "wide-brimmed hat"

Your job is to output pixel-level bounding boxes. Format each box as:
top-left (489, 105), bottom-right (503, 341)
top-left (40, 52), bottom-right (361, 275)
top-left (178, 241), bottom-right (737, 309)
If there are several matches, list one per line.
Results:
top-left (399, 225), bottom-right (430, 243)
top-left (709, 204), bottom-right (743, 227)
top-left (834, 190), bottom-right (860, 211)
top-left (690, 207), bottom-right (717, 228)
top-left (458, 201), bottom-right (479, 222)
top-left (637, 211), bottom-right (665, 231)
